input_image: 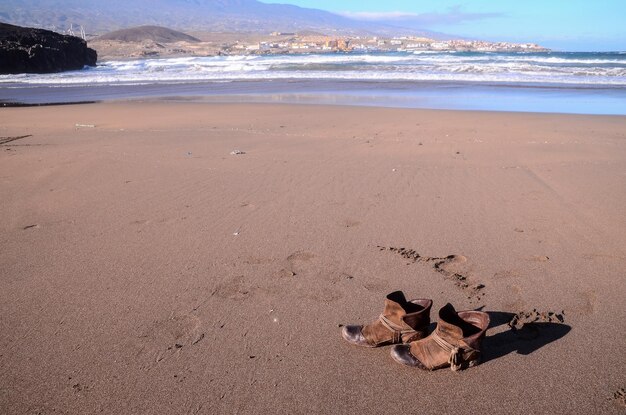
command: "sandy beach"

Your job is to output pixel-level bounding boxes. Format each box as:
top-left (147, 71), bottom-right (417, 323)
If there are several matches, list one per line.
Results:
top-left (1, 102), bottom-right (625, 414)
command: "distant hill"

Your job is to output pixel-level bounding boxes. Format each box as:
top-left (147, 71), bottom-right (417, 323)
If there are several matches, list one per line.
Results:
top-left (98, 26), bottom-right (200, 43)
top-left (0, 0), bottom-right (450, 38)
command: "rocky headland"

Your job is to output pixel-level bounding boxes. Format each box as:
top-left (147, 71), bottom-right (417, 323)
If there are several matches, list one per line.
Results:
top-left (0, 22), bottom-right (97, 74)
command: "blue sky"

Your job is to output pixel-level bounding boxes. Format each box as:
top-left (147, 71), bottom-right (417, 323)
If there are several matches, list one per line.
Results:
top-left (262, 0), bottom-right (625, 51)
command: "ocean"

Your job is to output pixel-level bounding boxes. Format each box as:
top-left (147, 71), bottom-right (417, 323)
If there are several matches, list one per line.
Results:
top-left (1, 51), bottom-right (625, 114)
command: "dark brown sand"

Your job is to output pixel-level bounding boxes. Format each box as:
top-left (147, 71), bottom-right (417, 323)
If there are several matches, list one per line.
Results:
top-left (1, 102), bottom-right (625, 414)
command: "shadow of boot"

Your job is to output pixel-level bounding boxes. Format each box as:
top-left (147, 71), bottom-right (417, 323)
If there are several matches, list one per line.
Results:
top-left (481, 311), bottom-right (571, 364)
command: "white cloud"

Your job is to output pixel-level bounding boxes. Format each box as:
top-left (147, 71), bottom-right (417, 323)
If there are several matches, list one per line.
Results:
top-left (337, 11), bottom-right (421, 21)
top-left (337, 6), bottom-right (503, 26)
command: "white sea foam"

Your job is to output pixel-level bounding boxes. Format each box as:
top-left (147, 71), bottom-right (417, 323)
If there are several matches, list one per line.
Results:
top-left (1, 52), bottom-right (625, 87)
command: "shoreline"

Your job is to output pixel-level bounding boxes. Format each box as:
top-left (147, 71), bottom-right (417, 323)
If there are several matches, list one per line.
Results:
top-left (2, 79), bottom-right (626, 115)
top-left (3, 97), bottom-right (626, 117)
top-left (0, 100), bottom-right (98, 108)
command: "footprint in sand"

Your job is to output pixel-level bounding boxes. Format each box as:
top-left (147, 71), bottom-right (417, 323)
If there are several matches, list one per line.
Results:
top-left (136, 313), bottom-right (205, 367)
top-left (574, 290), bottom-right (597, 316)
top-left (434, 254), bottom-right (468, 275)
top-left (213, 275), bottom-right (253, 300)
top-left (503, 284), bottom-right (527, 311)
top-left (493, 270), bottom-right (522, 280)
top-left (276, 251), bottom-right (316, 278)
top-left (276, 251), bottom-right (345, 303)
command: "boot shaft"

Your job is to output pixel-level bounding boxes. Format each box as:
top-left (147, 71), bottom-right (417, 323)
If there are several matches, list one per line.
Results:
top-left (366, 291), bottom-right (432, 344)
top-left (406, 303), bottom-right (489, 371)
top-left (345, 291), bottom-right (433, 347)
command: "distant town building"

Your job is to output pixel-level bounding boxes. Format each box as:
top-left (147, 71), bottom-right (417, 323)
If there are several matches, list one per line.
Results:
top-left (216, 33), bottom-right (548, 56)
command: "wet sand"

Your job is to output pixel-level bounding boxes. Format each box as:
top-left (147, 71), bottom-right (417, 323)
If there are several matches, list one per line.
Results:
top-left (1, 102), bottom-right (625, 414)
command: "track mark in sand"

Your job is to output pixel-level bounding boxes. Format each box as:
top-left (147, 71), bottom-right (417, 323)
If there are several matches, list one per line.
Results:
top-left (307, 287), bottom-right (344, 303)
top-left (0, 135), bottom-right (32, 145)
top-left (378, 246), bottom-right (486, 301)
top-left (339, 272), bottom-right (354, 281)
top-left (493, 270), bottom-right (521, 280)
top-left (130, 219), bottom-right (149, 225)
top-left (287, 251), bottom-right (315, 262)
top-left (239, 201), bottom-right (256, 210)
top-left (243, 256), bottom-right (274, 266)
top-left (529, 255), bottom-right (550, 262)
top-left (363, 279), bottom-right (389, 292)
top-left (342, 219), bottom-right (361, 228)
top-left (612, 388), bottom-right (626, 408)
top-left (71, 383), bottom-right (91, 393)
top-left (276, 269), bottom-right (296, 278)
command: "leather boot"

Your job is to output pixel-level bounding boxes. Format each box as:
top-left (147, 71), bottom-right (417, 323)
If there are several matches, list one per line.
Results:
top-left (341, 291), bottom-right (432, 347)
top-left (390, 303), bottom-right (489, 371)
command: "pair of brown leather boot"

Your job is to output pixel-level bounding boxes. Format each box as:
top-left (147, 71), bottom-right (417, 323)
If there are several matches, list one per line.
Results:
top-left (341, 291), bottom-right (490, 371)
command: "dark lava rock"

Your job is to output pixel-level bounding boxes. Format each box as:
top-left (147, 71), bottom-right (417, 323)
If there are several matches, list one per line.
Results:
top-left (0, 22), bottom-right (97, 74)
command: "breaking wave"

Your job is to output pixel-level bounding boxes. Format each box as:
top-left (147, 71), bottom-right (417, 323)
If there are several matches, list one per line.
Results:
top-left (1, 51), bottom-right (625, 87)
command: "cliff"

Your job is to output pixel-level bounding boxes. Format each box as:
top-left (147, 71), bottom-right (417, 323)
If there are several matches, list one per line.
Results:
top-left (0, 22), bottom-right (97, 74)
